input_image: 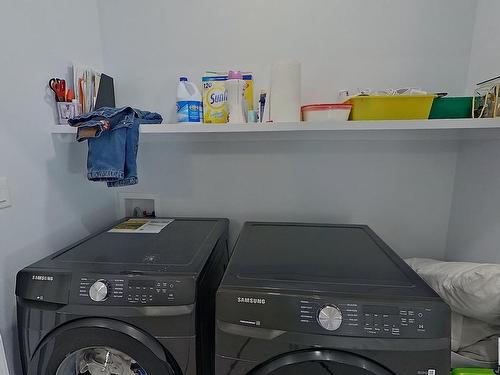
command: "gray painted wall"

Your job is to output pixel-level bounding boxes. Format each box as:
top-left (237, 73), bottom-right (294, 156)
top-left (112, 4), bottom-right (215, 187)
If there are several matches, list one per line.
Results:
top-left (467, 0), bottom-right (500, 91)
top-left (96, 0), bottom-right (477, 260)
top-left (97, 0), bottom-right (477, 122)
top-left (0, 0), bottom-right (496, 372)
top-left (446, 0), bottom-right (500, 262)
top-left (0, 1), bottom-right (115, 373)
top-left (446, 140), bottom-right (500, 262)
top-left (125, 139), bottom-right (459, 259)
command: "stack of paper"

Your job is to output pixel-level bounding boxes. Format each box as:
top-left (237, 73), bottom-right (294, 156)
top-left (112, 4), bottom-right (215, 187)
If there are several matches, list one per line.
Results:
top-left (73, 63), bottom-right (103, 114)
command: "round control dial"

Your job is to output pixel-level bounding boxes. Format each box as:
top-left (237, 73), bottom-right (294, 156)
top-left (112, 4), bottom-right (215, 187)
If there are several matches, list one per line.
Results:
top-left (89, 280), bottom-right (109, 302)
top-left (318, 305), bottom-right (343, 331)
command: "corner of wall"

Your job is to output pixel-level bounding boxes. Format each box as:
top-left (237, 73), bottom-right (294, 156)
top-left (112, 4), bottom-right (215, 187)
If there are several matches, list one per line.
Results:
top-left (443, 141), bottom-right (464, 261)
top-left (464, 0), bottom-right (481, 95)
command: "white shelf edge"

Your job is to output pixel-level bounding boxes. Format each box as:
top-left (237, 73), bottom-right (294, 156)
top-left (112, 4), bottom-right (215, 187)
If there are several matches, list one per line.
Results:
top-left (50, 119), bottom-right (500, 135)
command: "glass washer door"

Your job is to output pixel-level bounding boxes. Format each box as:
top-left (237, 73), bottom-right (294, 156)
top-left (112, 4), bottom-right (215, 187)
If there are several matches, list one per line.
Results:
top-left (263, 361), bottom-right (384, 375)
top-left (56, 346), bottom-right (148, 375)
top-left (27, 318), bottom-right (179, 375)
top-left (249, 349), bottom-right (395, 375)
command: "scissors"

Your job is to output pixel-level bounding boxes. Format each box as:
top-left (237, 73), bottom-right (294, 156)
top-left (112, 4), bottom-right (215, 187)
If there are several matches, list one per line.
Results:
top-left (49, 78), bottom-right (66, 102)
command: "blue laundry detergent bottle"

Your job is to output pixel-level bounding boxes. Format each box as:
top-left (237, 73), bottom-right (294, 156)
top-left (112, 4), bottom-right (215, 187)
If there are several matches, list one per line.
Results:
top-left (176, 77), bottom-right (202, 123)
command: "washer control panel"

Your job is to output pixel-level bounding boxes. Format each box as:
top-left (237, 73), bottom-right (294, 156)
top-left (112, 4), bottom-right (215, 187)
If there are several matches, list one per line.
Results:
top-left (298, 298), bottom-right (439, 338)
top-left (362, 305), bottom-right (429, 336)
top-left (126, 279), bottom-right (177, 304)
top-left (299, 300), bottom-right (359, 329)
top-left (217, 290), bottom-right (449, 340)
top-left (78, 276), bottom-right (125, 301)
top-left (72, 275), bottom-right (191, 305)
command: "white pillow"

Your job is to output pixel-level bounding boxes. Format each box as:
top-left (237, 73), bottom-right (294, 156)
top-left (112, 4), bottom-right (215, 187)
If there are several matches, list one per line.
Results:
top-left (0, 332), bottom-right (9, 375)
top-left (451, 351), bottom-right (496, 369)
top-left (458, 336), bottom-right (498, 363)
top-left (450, 312), bottom-right (498, 355)
top-left (406, 258), bottom-right (500, 325)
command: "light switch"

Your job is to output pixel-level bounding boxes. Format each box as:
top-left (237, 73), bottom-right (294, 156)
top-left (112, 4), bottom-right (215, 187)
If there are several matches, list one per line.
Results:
top-left (0, 178), bottom-right (11, 209)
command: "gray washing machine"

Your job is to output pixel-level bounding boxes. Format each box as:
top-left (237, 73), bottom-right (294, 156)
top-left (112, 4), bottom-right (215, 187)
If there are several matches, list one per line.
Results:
top-left (216, 222), bottom-right (451, 375)
top-left (16, 218), bottom-right (229, 375)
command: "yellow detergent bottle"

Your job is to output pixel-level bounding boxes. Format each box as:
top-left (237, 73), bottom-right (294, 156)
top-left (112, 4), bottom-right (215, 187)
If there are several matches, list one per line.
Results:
top-left (202, 72), bottom-right (253, 123)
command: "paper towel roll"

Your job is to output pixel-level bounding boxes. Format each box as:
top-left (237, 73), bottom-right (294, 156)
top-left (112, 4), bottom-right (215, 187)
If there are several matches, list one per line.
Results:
top-left (270, 60), bottom-right (301, 122)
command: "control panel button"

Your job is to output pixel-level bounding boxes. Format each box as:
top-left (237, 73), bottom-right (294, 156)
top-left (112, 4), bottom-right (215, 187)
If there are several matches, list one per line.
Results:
top-left (89, 280), bottom-right (109, 302)
top-left (318, 305), bottom-right (343, 331)
top-left (364, 313), bottom-right (373, 327)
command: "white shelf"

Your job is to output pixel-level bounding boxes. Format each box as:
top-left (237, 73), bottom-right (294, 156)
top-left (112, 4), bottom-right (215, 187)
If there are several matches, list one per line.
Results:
top-left (50, 119), bottom-right (500, 141)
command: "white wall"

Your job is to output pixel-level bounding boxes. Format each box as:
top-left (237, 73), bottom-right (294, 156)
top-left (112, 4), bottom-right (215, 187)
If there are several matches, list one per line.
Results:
top-left (446, 140), bottom-right (500, 263)
top-left (446, 0), bottom-right (500, 262)
top-left (0, 0), bottom-right (489, 371)
top-left (97, 0), bottom-right (477, 122)
top-left (0, 1), bottom-right (115, 373)
top-left (466, 0), bottom-right (500, 91)
top-left (120, 138), bottom-right (458, 259)
top-left (95, 0), bottom-right (476, 259)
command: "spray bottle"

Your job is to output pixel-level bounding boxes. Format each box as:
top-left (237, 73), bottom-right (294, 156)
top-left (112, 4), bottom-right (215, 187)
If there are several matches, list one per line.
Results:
top-left (226, 70), bottom-right (247, 123)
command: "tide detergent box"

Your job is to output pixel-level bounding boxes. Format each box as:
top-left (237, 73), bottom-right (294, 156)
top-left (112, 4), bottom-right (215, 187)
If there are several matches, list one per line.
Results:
top-left (202, 72), bottom-right (254, 123)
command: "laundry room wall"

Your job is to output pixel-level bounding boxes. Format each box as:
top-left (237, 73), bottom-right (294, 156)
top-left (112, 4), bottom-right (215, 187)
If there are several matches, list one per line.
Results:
top-left (445, 140), bottom-right (500, 263)
top-left (134, 139), bottom-right (459, 259)
top-left (97, 0), bottom-right (477, 121)
top-left (466, 0), bottom-right (500, 91)
top-left (0, 1), bottom-right (114, 373)
top-left (445, 0), bottom-right (500, 263)
top-left (95, 0), bottom-right (477, 259)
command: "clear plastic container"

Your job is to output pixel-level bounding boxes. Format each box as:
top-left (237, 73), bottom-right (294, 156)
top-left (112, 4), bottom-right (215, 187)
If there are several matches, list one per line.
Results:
top-left (301, 103), bottom-right (352, 122)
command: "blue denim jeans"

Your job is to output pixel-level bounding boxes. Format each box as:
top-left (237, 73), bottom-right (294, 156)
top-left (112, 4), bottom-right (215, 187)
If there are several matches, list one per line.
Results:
top-left (69, 107), bottom-right (162, 187)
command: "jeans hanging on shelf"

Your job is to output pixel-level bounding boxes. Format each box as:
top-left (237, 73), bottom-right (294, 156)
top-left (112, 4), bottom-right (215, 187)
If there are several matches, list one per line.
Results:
top-left (69, 107), bottom-right (163, 187)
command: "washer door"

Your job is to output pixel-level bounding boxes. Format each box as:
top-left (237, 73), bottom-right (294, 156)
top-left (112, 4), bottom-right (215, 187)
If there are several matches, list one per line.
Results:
top-left (28, 318), bottom-right (181, 375)
top-left (248, 349), bottom-right (396, 375)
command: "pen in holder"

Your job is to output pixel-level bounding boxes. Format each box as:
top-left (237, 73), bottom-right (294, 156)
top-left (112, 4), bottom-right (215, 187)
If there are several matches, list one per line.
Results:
top-left (57, 100), bottom-right (82, 125)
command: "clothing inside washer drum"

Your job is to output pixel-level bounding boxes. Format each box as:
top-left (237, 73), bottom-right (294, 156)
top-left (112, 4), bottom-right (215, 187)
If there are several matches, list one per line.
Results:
top-left (56, 347), bottom-right (147, 375)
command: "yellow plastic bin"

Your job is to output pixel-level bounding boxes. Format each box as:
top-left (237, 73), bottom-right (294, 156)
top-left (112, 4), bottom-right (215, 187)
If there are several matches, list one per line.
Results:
top-left (346, 95), bottom-right (436, 121)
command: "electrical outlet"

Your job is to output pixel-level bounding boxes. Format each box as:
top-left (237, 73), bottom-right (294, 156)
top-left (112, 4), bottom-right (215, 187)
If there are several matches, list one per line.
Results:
top-left (0, 178), bottom-right (11, 209)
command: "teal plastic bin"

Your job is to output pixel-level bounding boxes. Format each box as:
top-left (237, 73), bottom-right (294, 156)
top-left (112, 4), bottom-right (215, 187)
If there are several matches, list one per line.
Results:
top-left (429, 97), bottom-right (473, 119)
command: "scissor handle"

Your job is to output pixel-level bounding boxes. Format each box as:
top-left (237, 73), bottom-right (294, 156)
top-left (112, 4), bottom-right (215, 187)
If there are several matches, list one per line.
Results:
top-left (49, 78), bottom-right (65, 101)
top-left (49, 78), bottom-right (61, 93)
top-left (49, 78), bottom-right (56, 90)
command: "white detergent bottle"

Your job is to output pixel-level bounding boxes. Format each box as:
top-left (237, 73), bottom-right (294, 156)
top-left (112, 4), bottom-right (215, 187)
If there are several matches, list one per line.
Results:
top-left (176, 77), bottom-right (203, 123)
top-left (226, 70), bottom-right (247, 123)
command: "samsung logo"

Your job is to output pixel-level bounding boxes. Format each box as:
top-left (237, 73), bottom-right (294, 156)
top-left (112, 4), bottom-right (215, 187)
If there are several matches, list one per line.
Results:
top-left (237, 297), bottom-right (266, 305)
top-left (32, 275), bottom-right (54, 281)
